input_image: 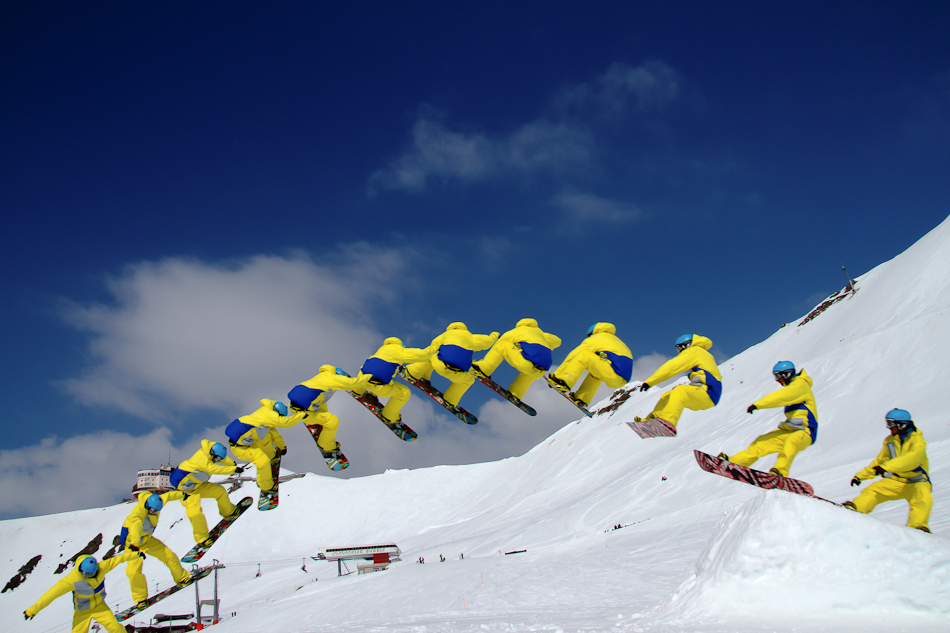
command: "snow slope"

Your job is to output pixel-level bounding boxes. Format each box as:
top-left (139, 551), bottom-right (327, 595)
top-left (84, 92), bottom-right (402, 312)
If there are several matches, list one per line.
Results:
top-left (3, 216), bottom-right (950, 632)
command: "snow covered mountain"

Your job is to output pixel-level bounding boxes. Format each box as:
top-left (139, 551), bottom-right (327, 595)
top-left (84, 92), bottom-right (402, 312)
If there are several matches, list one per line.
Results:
top-left (3, 217), bottom-right (950, 633)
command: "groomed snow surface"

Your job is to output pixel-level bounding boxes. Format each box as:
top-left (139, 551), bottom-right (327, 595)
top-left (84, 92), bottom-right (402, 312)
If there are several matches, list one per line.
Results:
top-left (4, 216), bottom-right (950, 633)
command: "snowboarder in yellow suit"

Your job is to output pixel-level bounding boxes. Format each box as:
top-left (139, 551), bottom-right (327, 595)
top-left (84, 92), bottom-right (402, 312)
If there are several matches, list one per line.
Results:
top-left (353, 337), bottom-right (436, 422)
top-left (120, 492), bottom-right (191, 608)
top-left (226, 399), bottom-right (308, 493)
top-left (720, 361), bottom-right (817, 476)
top-left (405, 323), bottom-right (499, 407)
top-left (845, 408), bottom-right (932, 533)
top-left (23, 551), bottom-right (139, 632)
top-left (637, 334), bottom-right (721, 427)
top-left (473, 318), bottom-right (562, 400)
top-left (170, 440), bottom-right (243, 546)
top-left (546, 322), bottom-right (632, 406)
top-left (288, 367), bottom-right (371, 452)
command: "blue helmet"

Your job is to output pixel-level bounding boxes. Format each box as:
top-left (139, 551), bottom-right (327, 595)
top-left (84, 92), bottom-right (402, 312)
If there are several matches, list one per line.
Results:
top-left (210, 442), bottom-right (228, 462)
top-left (675, 334), bottom-right (693, 352)
top-left (335, 367), bottom-right (348, 376)
top-left (772, 361), bottom-right (796, 384)
top-left (79, 556), bottom-right (98, 577)
top-left (885, 408), bottom-right (912, 422)
top-left (586, 323), bottom-right (598, 337)
top-left (273, 402), bottom-right (289, 417)
top-left (885, 408), bottom-right (913, 434)
top-left (145, 493), bottom-right (163, 514)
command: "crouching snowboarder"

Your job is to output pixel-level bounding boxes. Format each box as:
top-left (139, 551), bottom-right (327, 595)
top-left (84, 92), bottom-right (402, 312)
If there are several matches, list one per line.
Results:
top-left (844, 408), bottom-right (932, 533)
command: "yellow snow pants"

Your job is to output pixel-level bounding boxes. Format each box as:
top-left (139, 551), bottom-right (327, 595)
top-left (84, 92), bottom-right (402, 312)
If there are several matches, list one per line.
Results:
top-left (729, 428), bottom-right (812, 477)
top-left (126, 537), bottom-right (190, 603)
top-left (475, 342), bottom-right (546, 400)
top-left (552, 351), bottom-right (627, 405)
top-left (231, 436), bottom-right (282, 491)
top-left (647, 384), bottom-right (714, 427)
top-left (71, 601), bottom-right (127, 633)
top-left (362, 381), bottom-right (411, 421)
top-left (182, 482), bottom-right (237, 542)
top-left (851, 478), bottom-right (933, 530)
top-left (405, 358), bottom-right (475, 406)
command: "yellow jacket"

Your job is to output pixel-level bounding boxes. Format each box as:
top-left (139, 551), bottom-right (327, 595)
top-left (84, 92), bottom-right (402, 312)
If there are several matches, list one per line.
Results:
top-left (855, 429), bottom-right (930, 484)
top-left (360, 337), bottom-right (436, 384)
top-left (753, 370), bottom-right (818, 442)
top-left (226, 399), bottom-right (308, 448)
top-left (121, 490), bottom-right (184, 548)
top-left (290, 366), bottom-right (371, 411)
top-left (499, 318), bottom-right (562, 349)
top-left (430, 323), bottom-right (499, 371)
top-left (561, 322), bottom-right (632, 380)
top-left (25, 551), bottom-right (138, 615)
top-left (644, 335), bottom-right (722, 404)
top-left (171, 439), bottom-right (239, 490)
top-left (178, 439), bottom-right (238, 475)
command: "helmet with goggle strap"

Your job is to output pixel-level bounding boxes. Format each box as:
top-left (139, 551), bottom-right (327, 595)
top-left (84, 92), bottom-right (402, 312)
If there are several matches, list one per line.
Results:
top-left (885, 408), bottom-right (913, 433)
top-left (772, 360), bottom-right (796, 385)
top-left (210, 442), bottom-right (228, 462)
top-left (145, 493), bottom-right (163, 514)
top-left (675, 334), bottom-right (693, 352)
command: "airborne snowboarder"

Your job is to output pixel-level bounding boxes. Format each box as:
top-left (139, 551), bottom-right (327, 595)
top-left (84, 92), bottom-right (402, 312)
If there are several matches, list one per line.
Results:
top-left (472, 317), bottom-right (561, 405)
top-left (634, 333), bottom-right (721, 434)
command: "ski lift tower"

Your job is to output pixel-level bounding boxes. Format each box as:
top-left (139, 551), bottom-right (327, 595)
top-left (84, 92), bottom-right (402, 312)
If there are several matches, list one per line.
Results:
top-left (195, 560), bottom-right (225, 627)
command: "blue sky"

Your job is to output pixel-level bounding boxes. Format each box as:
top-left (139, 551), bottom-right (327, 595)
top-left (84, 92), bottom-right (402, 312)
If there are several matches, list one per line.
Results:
top-left (2, 2), bottom-right (949, 519)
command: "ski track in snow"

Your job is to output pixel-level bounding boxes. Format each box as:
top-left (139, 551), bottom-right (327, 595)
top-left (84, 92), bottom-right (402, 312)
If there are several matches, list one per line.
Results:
top-left (4, 217), bottom-right (950, 632)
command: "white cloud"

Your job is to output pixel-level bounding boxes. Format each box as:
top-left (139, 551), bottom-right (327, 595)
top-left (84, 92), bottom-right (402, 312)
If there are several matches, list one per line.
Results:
top-left (367, 116), bottom-right (592, 194)
top-left (58, 247), bottom-right (408, 420)
top-left (551, 189), bottom-right (642, 228)
top-left (368, 61), bottom-right (683, 194)
top-left (552, 61), bottom-right (682, 117)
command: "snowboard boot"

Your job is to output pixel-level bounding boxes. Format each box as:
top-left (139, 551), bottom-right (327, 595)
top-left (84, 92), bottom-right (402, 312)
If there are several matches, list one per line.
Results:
top-left (717, 453), bottom-right (729, 461)
top-left (545, 373), bottom-right (570, 391)
top-left (471, 363), bottom-right (490, 379)
top-left (842, 501), bottom-right (857, 511)
top-left (199, 537), bottom-right (214, 548)
top-left (769, 468), bottom-right (783, 477)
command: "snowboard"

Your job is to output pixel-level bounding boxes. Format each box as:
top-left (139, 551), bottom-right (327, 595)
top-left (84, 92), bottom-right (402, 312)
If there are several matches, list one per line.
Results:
top-left (626, 417), bottom-right (677, 438)
top-left (258, 456), bottom-right (282, 511)
top-left (349, 390), bottom-right (418, 441)
top-left (396, 366), bottom-right (478, 425)
top-left (181, 496), bottom-right (253, 563)
top-left (543, 375), bottom-right (592, 417)
top-left (304, 423), bottom-right (350, 471)
top-left (693, 450), bottom-right (815, 496)
top-left (473, 371), bottom-right (537, 416)
top-left (115, 566), bottom-right (213, 621)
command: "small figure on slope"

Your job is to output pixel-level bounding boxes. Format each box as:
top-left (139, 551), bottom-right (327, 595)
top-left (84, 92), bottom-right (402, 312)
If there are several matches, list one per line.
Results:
top-left (353, 337), bottom-right (436, 424)
top-left (170, 440), bottom-right (243, 548)
top-left (288, 366), bottom-right (371, 459)
top-left (844, 408), bottom-right (932, 533)
top-left (545, 322), bottom-right (632, 407)
top-left (472, 317), bottom-right (562, 401)
top-left (718, 361), bottom-right (817, 477)
top-left (226, 399), bottom-right (306, 496)
top-left (120, 492), bottom-right (191, 610)
top-left (404, 322), bottom-right (499, 409)
top-left (23, 551), bottom-right (140, 631)
top-left (636, 334), bottom-right (722, 431)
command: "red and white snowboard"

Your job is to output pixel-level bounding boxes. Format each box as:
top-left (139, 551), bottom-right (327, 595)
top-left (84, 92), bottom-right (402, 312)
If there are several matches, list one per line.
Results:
top-left (693, 450), bottom-right (814, 496)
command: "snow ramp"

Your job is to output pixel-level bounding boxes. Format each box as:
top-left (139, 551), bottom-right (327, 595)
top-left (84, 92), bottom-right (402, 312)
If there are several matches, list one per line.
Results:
top-left (655, 491), bottom-right (950, 627)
